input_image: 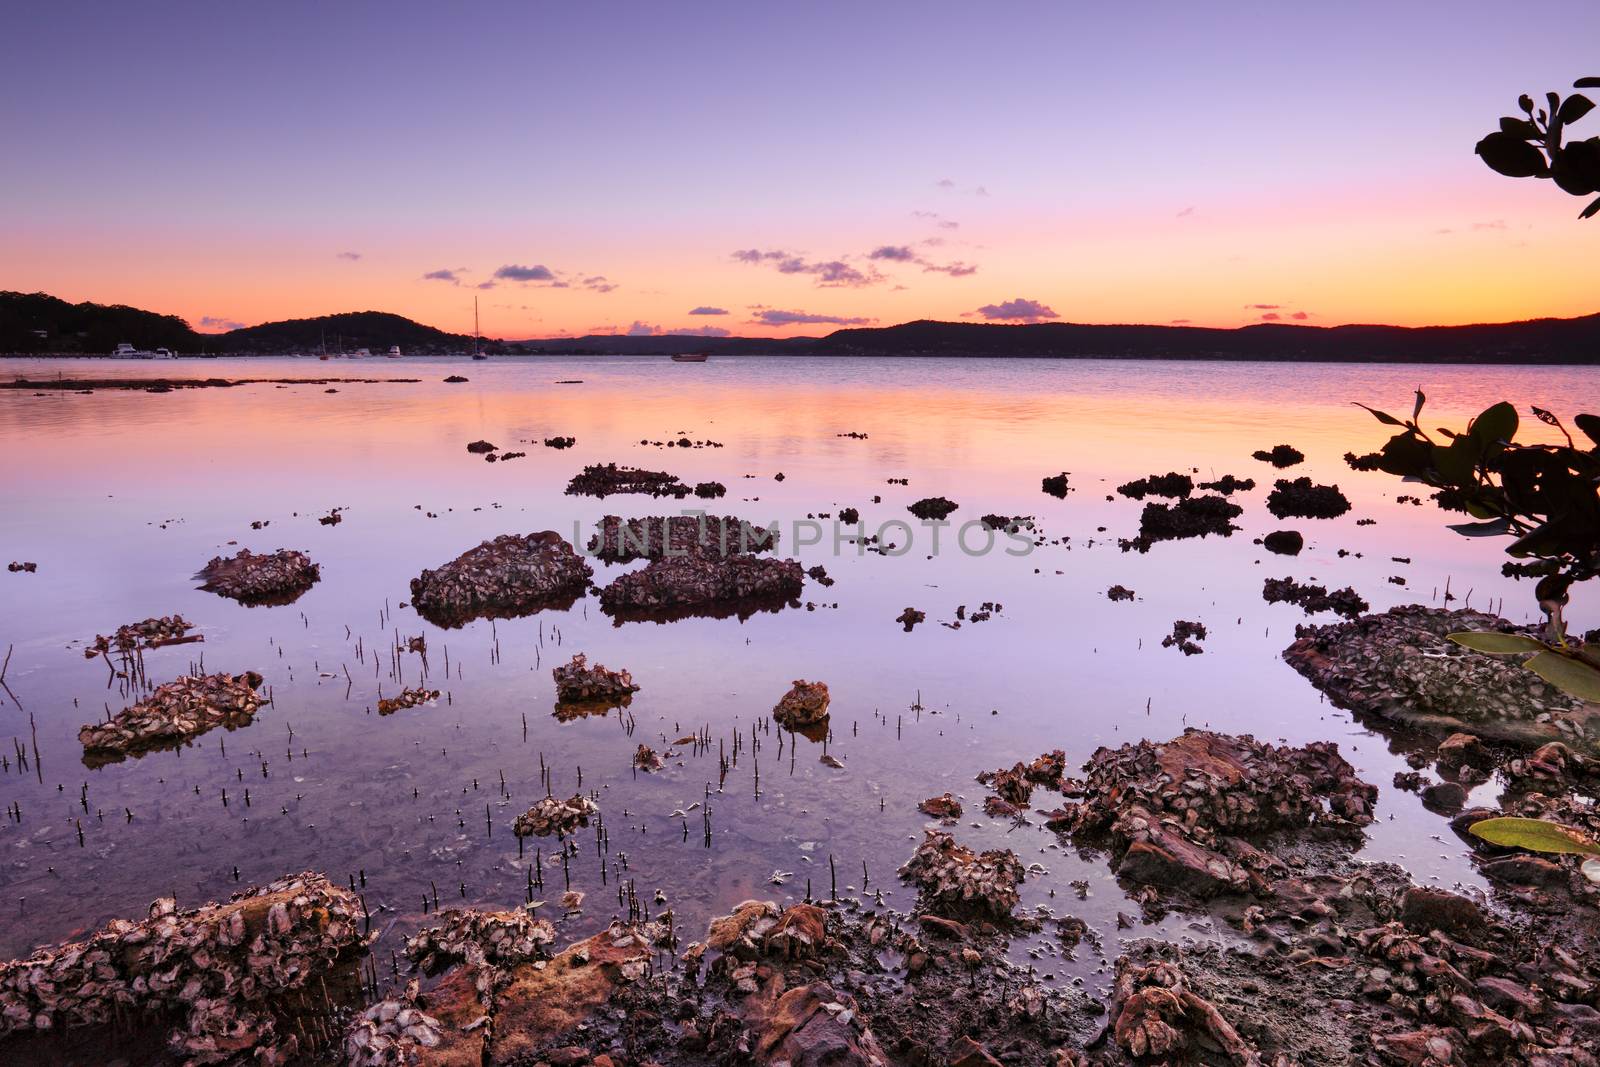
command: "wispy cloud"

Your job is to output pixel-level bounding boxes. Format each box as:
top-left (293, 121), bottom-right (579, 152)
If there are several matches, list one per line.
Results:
top-left (676, 325), bottom-right (731, 337)
top-left (923, 261), bottom-right (978, 277)
top-left (868, 243), bottom-right (977, 278)
top-left (689, 306), bottom-right (729, 316)
top-left (869, 245), bottom-right (916, 262)
top-left (1260, 312), bottom-right (1282, 321)
top-left (912, 210), bottom-right (959, 229)
top-left (495, 263), bottom-right (558, 283)
top-left (749, 308), bottom-right (873, 327)
top-left (732, 249), bottom-right (878, 288)
top-left (626, 321), bottom-right (658, 336)
top-left (335, 251), bottom-right (363, 261)
top-left (1290, 311), bottom-right (1310, 321)
top-left (974, 298), bottom-right (1058, 323)
top-left (199, 315), bottom-right (245, 330)
top-left (423, 269), bottom-right (462, 284)
top-left (581, 275), bottom-right (618, 293)
top-left (1176, 206), bottom-right (1195, 218)
top-left (1244, 303), bottom-right (1280, 310)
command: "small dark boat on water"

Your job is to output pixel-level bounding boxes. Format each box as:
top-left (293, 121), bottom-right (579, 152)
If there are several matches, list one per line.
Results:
top-left (671, 351), bottom-right (709, 363)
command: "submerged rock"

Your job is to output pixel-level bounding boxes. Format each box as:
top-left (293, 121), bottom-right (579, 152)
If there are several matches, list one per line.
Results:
top-left (588, 514), bottom-right (776, 563)
top-left (1283, 605), bottom-right (1594, 752)
top-left (1161, 620), bottom-right (1207, 655)
top-left (898, 830), bottom-right (1024, 919)
top-left (565, 462), bottom-right (692, 498)
top-left (1041, 472), bottom-right (1072, 498)
top-left (196, 548), bottom-right (320, 605)
top-left (0, 872), bottom-right (363, 1065)
top-left (1262, 576), bottom-right (1369, 619)
top-left (1260, 529), bottom-right (1304, 555)
top-left (919, 793), bottom-right (963, 819)
top-left (513, 794), bottom-right (599, 838)
top-left (1252, 443), bottom-right (1304, 467)
top-left (78, 670), bottom-right (264, 763)
top-left (1266, 476), bottom-right (1351, 519)
top-left (409, 532), bottom-right (592, 627)
top-left (1116, 472), bottom-right (1193, 500)
top-left (466, 439), bottom-right (497, 453)
top-left (1125, 495), bottom-right (1242, 549)
top-left (896, 607), bottom-right (926, 632)
top-left (773, 679), bottom-right (830, 728)
top-left (552, 652), bottom-right (639, 705)
top-left (907, 496), bottom-right (959, 520)
top-left (598, 553), bottom-right (802, 621)
top-left (1046, 729), bottom-right (1375, 898)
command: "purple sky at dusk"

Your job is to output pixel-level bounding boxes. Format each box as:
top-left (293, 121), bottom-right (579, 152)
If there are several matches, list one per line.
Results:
top-left (3, 1), bottom-right (1598, 337)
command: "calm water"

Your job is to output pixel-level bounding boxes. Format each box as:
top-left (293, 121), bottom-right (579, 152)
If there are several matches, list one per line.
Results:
top-left (0, 355), bottom-right (1593, 995)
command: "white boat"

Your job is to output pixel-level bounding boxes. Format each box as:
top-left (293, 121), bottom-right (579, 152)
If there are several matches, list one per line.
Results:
top-left (351, 347), bottom-right (371, 359)
top-left (152, 348), bottom-right (175, 359)
top-left (113, 342), bottom-right (171, 359)
top-left (387, 345), bottom-right (403, 358)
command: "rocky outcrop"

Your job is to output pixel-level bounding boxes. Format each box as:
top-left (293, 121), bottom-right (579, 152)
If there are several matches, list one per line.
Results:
top-left (1283, 606), bottom-right (1596, 752)
top-left (1262, 576), bottom-right (1369, 619)
top-left (564, 463), bottom-right (693, 498)
top-left (78, 670), bottom-right (264, 763)
top-left (773, 680), bottom-right (830, 729)
top-left (1266, 477), bottom-right (1350, 519)
top-left (0, 873), bottom-right (363, 1065)
top-left (196, 548), bottom-right (319, 605)
top-left (1044, 729), bottom-right (1375, 898)
top-left (588, 514), bottom-right (777, 563)
top-left (512, 794), bottom-right (599, 838)
top-left (599, 553), bottom-right (803, 621)
top-left (89, 614), bottom-right (198, 654)
top-left (409, 532), bottom-right (592, 627)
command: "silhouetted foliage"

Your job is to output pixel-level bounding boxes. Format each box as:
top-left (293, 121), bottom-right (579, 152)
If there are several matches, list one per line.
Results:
top-left (1476, 76), bottom-right (1600, 219)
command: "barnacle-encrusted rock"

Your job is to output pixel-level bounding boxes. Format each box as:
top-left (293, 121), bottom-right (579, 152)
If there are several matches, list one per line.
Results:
top-left (552, 652), bottom-right (639, 705)
top-left (89, 614), bottom-right (198, 655)
top-left (513, 794), bottom-right (599, 838)
top-left (1046, 729), bottom-right (1375, 898)
top-left (197, 548), bottom-right (319, 604)
top-left (898, 830), bottom-right (1024, 919)
top-left (588, 514), bottom-right (777, 563)
top-left (376, 687), bottom-right (438, 715)
top-left (1123, 495), bottom-right (1242, 551)
top-left (919, 793), bottom-right (963, 819)
top-left (1283, 606), bottom-right (1595, 752)
top-left (0, 872), bottom-right (362, 1065)
top-left (409, 532), bottom-right (592, 627)
top-left (1266, 476), bottom-right (1350, 519)
top-left (78, 670), bottom-right (264, 762)
top-left (634, 744), bottom-right (665, 772)
top-left (1262, 576), bottom-right (1368, 619)
top-left (1252, 443), bottom-right (1304, 468)
top-left (773, 679), bottom-right (830, 728)
top-left (1041, 472), bottom-right (1071, 497)
top-left (598, 553), bottom-right (803, 621)
top-left (342, 998), bottom-right (445, 1067)
top-left (565, 463), bottom-right (692, 498)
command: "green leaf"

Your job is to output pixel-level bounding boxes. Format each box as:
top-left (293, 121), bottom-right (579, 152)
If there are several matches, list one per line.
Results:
top-left (1582, 195), bottom-right (1600, 220)
top-left (1412, 389), bottom-right (1426, 421)
top-left (1448, 631), bottom-right (1545, 654)
top-left (1578, 78), bottom-right (1600, 90)
top-left (1499, 116), bottom-right (1539, 138)
top-left (1560, 94), bottom-right (1595, 125)
top-left (1353, 402), bottom-right (1405, 426)
top-left (1526, 651), bottom-right (1600, 702)
top-left (1475, 132), bottom-right (1550, 177)
top-left (1468, 816), bottom-right (1600, 857)
top-left (1447, 518), bottom-right (1512, 537)
top-left (1470, 401), bottom-right (1518, 445)
top-left (1575, 413), bottom-right (1600, 446)
top-left (1433, 439), bottom-right (1475, 485)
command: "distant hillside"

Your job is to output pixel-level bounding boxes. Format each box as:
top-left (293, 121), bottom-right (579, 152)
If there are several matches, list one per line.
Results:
top-left (0, 291), bottom-right (201, 353)
top-left (512, 334), bottom-right (815, 355)
top-left (812, 316), bottom-right (1600, 364)
top-left (220, 311), bottom-right (476, 355)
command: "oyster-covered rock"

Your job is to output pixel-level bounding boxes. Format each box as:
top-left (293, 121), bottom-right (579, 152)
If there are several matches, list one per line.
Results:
top-left (78, 670), bottom-right (264, 763)
top-left (88, 614), bottom-right (199, 655)
top-left (197, 548), bottom-right (319, 605)
top-left (552, 652), bottom-right (639, 705)
top-left (409, 532), bottom-right (592, 627)
top-left (376, 687), bottom-right (438, 715)
top-left (773, 679), bottom-right (830, 729)
top-left (898, 830), bottom-right (1024, 919)
top-left (588, 513), bottom-right (777, 563)
top-left (597, 553), bottom-right (802, 622)
top-left (564, 463), bottom-right (692, 498)
top-left (512, 794), bottom-right (599, 838)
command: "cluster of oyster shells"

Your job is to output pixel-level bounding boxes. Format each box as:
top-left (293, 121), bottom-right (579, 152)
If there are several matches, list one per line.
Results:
top-left (773, 679), bottom-right (830, 728)
top-left (0, 872), bottom-right (361, 1064)
top-left (633, 744), bottom-right (665, 772)
top-left (343, 998), bottom-right (444, 1066)
top-left (409, 532), bottom-right (592, 626)
top-left (196, 548), bottom-right (320, 604)
top-left (78, 670), bottom-right (265, 758)
top-left (564, 462), bottom-right (695, 498)
top-left (588, 513), bottom-right (777, 563)
top-left (376, 687), bottom-right (439, 716)
top-left (405, 908), bottom-right (556, 975)
top-left (897, 830), bottom-right (1024, 919)
top-left (512, 793), bottom-right (599, 838)
top-left (552, 652), bottom-right (639, 705)
top-left (89, 613), bottom-right (196, 654)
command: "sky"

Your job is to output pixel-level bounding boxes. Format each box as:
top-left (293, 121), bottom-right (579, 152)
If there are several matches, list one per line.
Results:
top-left (2, 1), bottom-right (1598, 338)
